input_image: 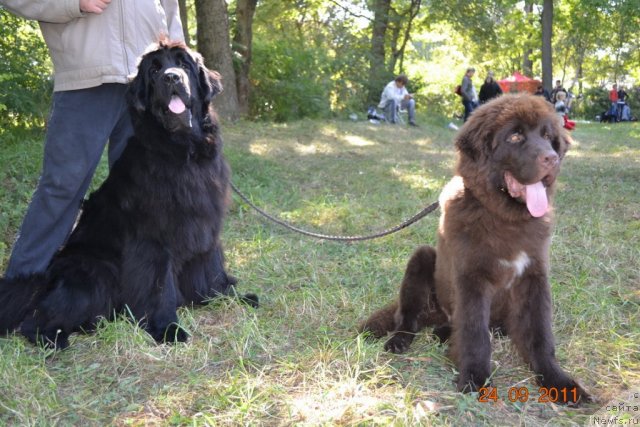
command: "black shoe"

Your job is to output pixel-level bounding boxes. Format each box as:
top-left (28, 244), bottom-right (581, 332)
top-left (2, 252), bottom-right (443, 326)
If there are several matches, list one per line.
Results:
top-left (409, 122), bottom-right (418, 127)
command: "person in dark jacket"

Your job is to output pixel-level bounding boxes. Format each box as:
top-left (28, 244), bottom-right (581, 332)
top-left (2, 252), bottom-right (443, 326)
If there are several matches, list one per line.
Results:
top-left (535, 85), bottom-right (552, 103)
top-left (478, 72), bottom-right (503, 104)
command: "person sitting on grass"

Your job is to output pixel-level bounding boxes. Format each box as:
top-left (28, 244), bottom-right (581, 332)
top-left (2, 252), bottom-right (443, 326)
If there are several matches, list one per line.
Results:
top-left (378, 74), bottom-right (417, 127)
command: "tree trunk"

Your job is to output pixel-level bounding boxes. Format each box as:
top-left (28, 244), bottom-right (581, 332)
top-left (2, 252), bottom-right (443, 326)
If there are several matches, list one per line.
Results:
top-left (195, 0), bottom-right (240, 121)
top-left (522, 0), bottom-right (533, 77)
top-left (396, 0), bottom-right (421, 74)
top-left (367, 0), bottom-right (392, 106)
top-left (232, 0), bottom-right (258, 117)
top-left (178, 0), bottom-right (190, 46)
top-left (541, 0), bottom-right (553, 93)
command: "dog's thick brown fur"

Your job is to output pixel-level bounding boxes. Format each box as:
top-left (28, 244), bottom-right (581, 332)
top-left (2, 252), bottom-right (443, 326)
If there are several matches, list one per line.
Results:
top-left (360, 94), bottom-right (591, 404)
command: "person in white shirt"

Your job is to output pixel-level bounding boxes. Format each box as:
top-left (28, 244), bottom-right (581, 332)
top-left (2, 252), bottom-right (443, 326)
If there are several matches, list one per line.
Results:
top-left (378, 74), bottom-right (417, 126)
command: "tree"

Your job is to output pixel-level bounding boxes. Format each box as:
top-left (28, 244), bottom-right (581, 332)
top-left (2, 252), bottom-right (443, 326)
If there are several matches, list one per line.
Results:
top-left (195, 0), bottom-right (240, 121)
top-left (232, 0), bottom-right (258, 117)
top-left (178, 0), bottom-right (191, 46)
top-left (367, 0), bottom-right (392, 105)
top-left (522, 0), bottom-right (534, 77)
top-left (387, 0), bottom-right (421, 74)
top-left (0, 10), bottom-right (51, 127)
top-left (541, 0), bottom-right (553, 92)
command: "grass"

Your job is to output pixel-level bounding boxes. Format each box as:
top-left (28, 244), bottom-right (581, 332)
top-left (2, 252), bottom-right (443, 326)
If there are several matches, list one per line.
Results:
top-left (0, 113), bottom-right (639, 426)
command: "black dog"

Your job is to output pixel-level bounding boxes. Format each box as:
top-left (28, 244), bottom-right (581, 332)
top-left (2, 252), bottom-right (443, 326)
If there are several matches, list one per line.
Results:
top-left (0, 40), bottom-right (256, 349)
top-left (599, 110), bottom-right (616, 123)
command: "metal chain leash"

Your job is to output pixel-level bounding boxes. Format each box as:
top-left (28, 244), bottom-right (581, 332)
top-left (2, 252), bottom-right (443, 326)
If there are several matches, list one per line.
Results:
top-left (230, 181), bottom-right (439, 242)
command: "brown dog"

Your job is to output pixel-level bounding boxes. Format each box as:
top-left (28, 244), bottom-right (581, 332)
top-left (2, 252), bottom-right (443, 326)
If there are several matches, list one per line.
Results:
top-left (360, 94), bottom-right (591, 404)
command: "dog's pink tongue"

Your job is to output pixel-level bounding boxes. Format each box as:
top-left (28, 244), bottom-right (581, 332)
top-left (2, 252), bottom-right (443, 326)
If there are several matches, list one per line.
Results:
top-left (168, 96), bottom-right (186, 114)
top-left (525, 181), bottom-right (548, 218)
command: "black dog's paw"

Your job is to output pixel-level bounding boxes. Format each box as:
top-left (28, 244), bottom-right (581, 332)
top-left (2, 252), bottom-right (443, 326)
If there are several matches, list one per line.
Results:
top-left (384, 331), bottom-right (414, 354)
top-left (151, 323), bottom-right (189, 344)
top-left (21, 321), bottom-right (70, 350)
top-left (239, 293), bottom-right (259, 308)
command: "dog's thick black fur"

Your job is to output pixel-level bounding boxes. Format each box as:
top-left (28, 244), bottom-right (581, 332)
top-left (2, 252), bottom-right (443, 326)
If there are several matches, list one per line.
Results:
top-left (0, 40), bottom-right (256, 349)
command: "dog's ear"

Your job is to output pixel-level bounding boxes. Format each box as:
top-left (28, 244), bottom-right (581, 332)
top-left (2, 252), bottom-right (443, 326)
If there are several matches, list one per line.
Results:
top-left (199, 66), bottom-right (223, 105)
top-left (455, 130), bottom-right (478, 161)
top-left (126, 63), bottom-right (148, 113)
top-left (557, 128), bottom-right (572, 159)
top-left (190, 50), bottom-right (222, 106)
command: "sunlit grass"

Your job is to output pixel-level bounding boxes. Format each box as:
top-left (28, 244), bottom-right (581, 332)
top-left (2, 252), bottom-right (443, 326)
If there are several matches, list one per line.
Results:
top-left (0, 118), bottom-right (638, 425)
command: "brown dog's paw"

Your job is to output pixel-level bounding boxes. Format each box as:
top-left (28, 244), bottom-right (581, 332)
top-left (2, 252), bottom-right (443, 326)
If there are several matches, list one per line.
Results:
top-left (384, 331), bottom-right (414, 353)
top-left (539, 378), bottom-right (593, 406)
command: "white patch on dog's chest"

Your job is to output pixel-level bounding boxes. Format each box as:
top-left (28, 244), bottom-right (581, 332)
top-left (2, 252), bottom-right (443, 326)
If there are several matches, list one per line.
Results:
top-left (498, 251), bottom-right (531, 289)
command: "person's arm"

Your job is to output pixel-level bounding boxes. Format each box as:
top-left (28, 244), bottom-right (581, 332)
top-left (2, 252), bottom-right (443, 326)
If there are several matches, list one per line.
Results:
top-left (160, 0), bottom-right (185, 42)
top-left (461, 77), bottom-right (473, 101)
top-left (0, 0), bottom-right (83, 23)
top-left (399, 86), bottom-right (411, 101)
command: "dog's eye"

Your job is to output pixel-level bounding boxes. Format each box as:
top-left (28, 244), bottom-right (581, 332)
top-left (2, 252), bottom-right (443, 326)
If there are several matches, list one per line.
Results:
top-left (543, 132), bottom-right (552, 140)
top-left (175, 56), bottom-right (191, 70)
top-left (508, 132), bottom-right (524, 144)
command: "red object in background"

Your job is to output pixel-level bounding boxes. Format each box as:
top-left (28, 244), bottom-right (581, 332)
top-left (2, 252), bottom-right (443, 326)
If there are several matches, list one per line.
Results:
top-left (497, 72), bottom-right (542, 94)
top-left (563, 115), bottom-right (576, 131)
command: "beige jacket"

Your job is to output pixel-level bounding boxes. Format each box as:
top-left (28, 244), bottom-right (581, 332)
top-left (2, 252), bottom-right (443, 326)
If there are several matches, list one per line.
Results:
top-left (1, 0), bottom-right (184, 91)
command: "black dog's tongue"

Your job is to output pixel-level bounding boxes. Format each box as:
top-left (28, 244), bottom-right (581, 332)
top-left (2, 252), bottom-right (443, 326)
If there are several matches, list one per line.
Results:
top-left (168, 96), bottom-right (186, 114)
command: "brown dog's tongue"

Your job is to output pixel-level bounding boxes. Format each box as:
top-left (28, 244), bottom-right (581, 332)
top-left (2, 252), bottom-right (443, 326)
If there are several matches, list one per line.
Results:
top-left (168, 96), bottom-right (186, 114)
top-left (525, 181), bottom-right (548, 217)
top-left (504, 172), bottom-right (549, 217)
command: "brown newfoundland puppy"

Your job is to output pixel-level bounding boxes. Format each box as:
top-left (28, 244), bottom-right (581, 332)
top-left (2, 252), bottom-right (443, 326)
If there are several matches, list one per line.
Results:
top-left (360, 94), bottom-right (591, 404)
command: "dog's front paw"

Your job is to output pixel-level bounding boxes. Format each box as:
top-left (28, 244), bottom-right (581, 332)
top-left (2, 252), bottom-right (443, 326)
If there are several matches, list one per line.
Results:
top-left (151, 323), bottom-right (189, 344)
top-left (539, 376), bottom-right (593, 405)
top-left (21, 315), bottom-right (70, 350)
top-left (384, 331), bottom-right (414, 353)
top-left (457, 368), bottom-right (491, 393)
top-left (21, 322), bottom-right (70, 350)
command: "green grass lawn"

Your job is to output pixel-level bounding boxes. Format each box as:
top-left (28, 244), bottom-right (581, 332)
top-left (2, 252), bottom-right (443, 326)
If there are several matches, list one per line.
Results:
top-left (0, 115), bottom-right (638, 425)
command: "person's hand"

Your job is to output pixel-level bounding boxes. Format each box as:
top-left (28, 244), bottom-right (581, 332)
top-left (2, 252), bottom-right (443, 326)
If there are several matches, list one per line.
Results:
top-left (80, 0), bottom-right (111, 14)
top-left (404, 94), bottom-right (413, 100)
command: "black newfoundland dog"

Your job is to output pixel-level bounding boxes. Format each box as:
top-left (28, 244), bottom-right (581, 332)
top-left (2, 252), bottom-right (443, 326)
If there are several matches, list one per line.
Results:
top-left (360, 95), bottom-right (591, 404)
top-left (0, 40), bottom-right (256, 349)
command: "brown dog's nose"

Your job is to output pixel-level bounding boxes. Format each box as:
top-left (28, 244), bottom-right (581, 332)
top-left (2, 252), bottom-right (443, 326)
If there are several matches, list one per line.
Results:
top-left (539, 150), bottom-right (559, 169)
top-left (163, 71), bottom-right (182, 84)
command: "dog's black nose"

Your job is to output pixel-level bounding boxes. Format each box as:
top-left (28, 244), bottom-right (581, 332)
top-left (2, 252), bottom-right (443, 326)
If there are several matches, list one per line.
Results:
top-left (163, 71), bottom-right (182, 84)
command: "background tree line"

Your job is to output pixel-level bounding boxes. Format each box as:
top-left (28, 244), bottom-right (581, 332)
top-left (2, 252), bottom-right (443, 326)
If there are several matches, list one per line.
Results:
top-left (1, 0), bottom-right (639, 126)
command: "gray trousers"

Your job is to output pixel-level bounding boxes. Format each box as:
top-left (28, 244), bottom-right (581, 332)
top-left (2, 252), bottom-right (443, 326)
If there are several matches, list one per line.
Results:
top-left (5, 84), bottom-right (132, 278)
top-left (382, 98), bottom-right (416, 124)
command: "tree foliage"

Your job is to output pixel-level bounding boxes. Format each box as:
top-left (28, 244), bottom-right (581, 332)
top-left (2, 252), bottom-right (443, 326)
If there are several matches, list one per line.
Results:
top-left (2, 1), bottom-right (639, 123)
top-left (0, 10), bottom-right (51, 128)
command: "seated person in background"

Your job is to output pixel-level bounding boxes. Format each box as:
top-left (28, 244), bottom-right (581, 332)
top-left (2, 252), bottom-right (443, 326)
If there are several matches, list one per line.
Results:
top-left (478, 72), bottom-right (503, 104)
top-left (378, 74), bottom-right (417, 126)
top-left (617, 86), bottom-right (629, 121)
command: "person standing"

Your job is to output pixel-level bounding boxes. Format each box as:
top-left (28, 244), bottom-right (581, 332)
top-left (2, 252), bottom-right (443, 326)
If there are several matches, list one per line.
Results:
top-left (534, 85), bottom-right (551, 103)
top-left (609, 84), bottom-right (619, 122)
top-left (0, 0), bottom-right (184, 279)
top-left (550, 80), bottom-right (567, 103)
top-left (378, 74), bottom-right (417, 126)
top-left (460, 67), bottom-right (478, 122)
top-left (478, 72), bottom-right (502, 104)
